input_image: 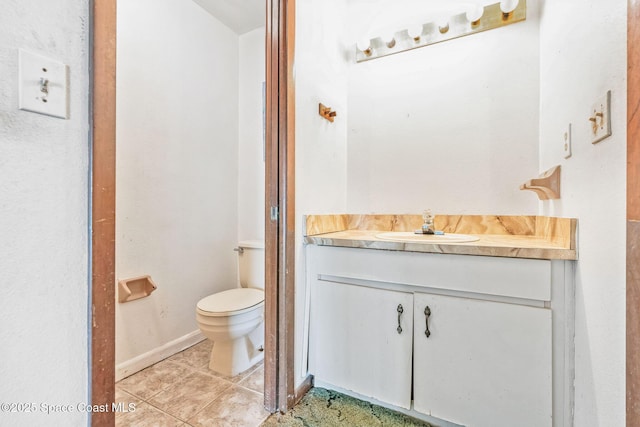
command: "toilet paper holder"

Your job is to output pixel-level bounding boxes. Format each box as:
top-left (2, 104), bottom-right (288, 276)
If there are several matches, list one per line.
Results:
top-left (520, 165), bottom-right (561, 200)
top-left (118, 275), bottom-right (157, 303)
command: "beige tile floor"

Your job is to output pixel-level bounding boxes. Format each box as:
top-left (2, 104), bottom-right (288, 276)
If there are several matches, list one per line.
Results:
top-left (116, 340), bottom-right (269, 427)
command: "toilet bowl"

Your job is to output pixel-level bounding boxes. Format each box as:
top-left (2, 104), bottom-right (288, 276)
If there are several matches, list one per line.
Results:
top-left (196, 241), bottom-right (265, 376)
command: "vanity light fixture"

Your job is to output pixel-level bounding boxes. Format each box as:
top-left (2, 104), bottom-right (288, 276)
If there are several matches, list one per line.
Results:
top-left (355, 0), bottom-right (526, 63)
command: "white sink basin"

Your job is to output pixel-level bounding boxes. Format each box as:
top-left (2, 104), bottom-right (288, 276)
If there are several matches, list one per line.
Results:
top-left (375, 231), bottom-right (480, 244)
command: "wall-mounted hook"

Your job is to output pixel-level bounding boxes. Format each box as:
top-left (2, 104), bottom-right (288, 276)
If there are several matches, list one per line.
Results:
top-left (319, 103), bottom-right (337, 123)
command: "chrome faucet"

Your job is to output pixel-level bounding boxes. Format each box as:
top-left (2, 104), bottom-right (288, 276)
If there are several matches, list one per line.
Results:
top-left (421, 209), bottom-right (435, 234)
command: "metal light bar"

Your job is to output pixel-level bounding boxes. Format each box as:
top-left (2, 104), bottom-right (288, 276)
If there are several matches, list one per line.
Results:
top-left (355, 0), bottom-right (527, 63)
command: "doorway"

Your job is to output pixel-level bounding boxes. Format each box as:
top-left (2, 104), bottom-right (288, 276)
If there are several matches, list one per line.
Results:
top-left (90, 0), bottom-right (296, 425)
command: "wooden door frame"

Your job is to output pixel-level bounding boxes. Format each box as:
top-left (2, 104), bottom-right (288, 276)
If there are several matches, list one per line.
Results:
top-left (265, 0), bottom-right (302, 413)
top-left (628, 0), bottom-right (640, 424)
top-left (90, 1), bottom-right (116, 426)
top-left (90, 0), bottom-right (298, 424)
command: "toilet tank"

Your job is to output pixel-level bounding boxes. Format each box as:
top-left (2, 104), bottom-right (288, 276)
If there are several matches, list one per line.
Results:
top-left (238, 240), bottom-right (265, 290)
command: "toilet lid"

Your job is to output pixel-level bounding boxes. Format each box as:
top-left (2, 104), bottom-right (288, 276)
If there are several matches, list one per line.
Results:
top-left (197, 288), bottom-right (264, 315)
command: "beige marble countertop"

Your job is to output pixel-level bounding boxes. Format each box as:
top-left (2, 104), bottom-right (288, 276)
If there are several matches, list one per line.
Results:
top-left (304, 214), bottom-right (578, 261)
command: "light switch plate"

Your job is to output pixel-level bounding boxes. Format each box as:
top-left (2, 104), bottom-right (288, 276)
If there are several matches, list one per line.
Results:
top-left (589, 90), bottom-right (611, 144)
top-left (18, 49), bottom-right (69, 119)
top-left (563, 123), bottom-right (572, 159)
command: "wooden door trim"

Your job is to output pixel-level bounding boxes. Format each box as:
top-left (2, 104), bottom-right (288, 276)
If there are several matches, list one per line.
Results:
top-left (629, 0), bottom-right (640, 220)
top-left (91, 0), bottom-right (116, 426)
top-left (265, 0), bottom-right (297, 413)
top-left (278, 0), bottom-right (297, 412)
top-left (264, 0), bottom-right (279, 412)
top-left (628, 0), bottom-right (640, 424)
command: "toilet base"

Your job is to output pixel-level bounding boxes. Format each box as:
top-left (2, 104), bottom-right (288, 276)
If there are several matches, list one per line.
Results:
top-left (208, 325), bottom-right (264, 376)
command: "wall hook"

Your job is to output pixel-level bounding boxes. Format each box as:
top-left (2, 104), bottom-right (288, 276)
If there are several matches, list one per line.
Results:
top-left (319, 103), bottom-right (337, 122)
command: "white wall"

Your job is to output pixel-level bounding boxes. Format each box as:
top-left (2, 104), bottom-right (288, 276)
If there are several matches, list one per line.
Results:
top-left (539, 1), bottom-right (627, 425)
top-left (116, 0), bottom-right (239, 369)
top-left (238, 27), bottom-right (266, 242)
top-left (347, 1), bottom-right (541, 215)
top-left (295, 0), bottom-right (350, 384)
top-left (0, 0), bottom-right (89, 425)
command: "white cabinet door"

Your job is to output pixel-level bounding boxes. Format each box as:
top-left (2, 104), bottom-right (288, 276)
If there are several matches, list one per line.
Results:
top-left (309, 280), bottom-right (413, 409)
top-left (413, 293), bottom-right (552, 427)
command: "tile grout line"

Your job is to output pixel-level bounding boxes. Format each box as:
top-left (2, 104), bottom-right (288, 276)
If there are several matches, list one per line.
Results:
top-left (116, 341), bottom-right (266, 426)
top-left (184, 381), bottom-right (243, 424)
top-left (146, 373), bottom-right (237, 423)
top-left (142, 396), bottom-right (197, 424)
top-left (116, 389), bottom-right (184, 425)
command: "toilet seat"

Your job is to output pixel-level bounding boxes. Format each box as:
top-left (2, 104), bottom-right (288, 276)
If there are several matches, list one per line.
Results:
top-left (197, 288), bottom-right (264, 317)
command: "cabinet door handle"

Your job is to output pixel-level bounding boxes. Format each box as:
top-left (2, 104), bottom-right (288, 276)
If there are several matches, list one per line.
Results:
top-left (424, 306), bottom-right (431, 338)
top-left (397, 304), bottom-right (404, 334)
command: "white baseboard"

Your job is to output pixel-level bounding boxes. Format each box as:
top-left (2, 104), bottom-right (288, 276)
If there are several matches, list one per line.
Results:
top-left (116, 330), bottom-right (206, 382)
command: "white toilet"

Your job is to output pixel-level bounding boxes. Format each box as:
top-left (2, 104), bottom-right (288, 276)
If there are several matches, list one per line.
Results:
top-left (196, 240), bottom-right (265, 376)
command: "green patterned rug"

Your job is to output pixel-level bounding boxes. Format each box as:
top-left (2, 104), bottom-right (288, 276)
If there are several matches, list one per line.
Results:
top-left (261, 387), bottom-right (431, 426)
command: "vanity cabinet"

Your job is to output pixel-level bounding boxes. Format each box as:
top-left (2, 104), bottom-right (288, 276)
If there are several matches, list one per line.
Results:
top-left (309, 281), bottom-right (413, 409)
top-left (413, 293), bottom-right (551, 427)
top-left (307, 245), bottom-right (574, 427)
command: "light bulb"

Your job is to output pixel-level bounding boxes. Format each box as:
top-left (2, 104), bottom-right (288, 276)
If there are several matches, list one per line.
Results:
top-left (500, 0), bottom-right (519, 13)
top-left (465, 4), bottom-right (484, 24)
top-left (356, 38), bottom-right (372, 56)
top-left (381, 30), bottom-right (396, 48)
top-left (356, 38), bottom-right (370, 52)
top-left (437, 18), bottom-right (449, 34)
top-left (408, 24), bottom-right (423, 41)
